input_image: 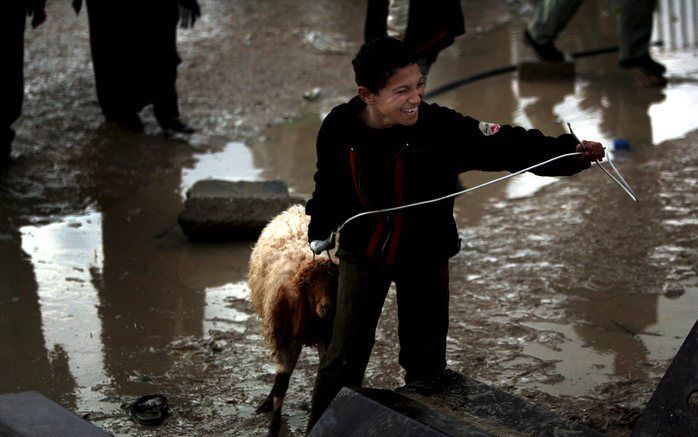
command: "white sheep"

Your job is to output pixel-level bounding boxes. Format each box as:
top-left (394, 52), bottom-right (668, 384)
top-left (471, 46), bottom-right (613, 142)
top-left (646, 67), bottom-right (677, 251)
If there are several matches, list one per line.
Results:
top-left (249, 204), bottom-right (338, 436)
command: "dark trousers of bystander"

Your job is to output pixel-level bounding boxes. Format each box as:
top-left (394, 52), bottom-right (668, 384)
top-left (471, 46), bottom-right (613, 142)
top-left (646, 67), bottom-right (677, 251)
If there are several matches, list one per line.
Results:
top-left (84, 0), bottom-right (181, 129)
top-left (307, 253), bottom-right (450, 431)
top-left (1, 3), bottom-right (26, 164)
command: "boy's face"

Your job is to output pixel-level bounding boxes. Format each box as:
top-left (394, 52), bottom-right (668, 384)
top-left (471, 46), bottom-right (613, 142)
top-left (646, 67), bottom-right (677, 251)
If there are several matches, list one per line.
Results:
top-left (360, 63), bottom-right (425, 128)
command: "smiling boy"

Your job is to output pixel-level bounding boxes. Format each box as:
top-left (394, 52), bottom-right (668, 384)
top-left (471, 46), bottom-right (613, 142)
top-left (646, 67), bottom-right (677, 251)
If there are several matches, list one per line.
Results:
top-left (304, 37), bottom-right (603, 431)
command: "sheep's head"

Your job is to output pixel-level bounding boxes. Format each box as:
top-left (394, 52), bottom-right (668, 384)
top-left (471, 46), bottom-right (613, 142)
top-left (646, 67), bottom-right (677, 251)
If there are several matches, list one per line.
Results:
top-left (301, 259), bottom-right (339, 320)
top-left (290, 259), bottom-right (339, 337)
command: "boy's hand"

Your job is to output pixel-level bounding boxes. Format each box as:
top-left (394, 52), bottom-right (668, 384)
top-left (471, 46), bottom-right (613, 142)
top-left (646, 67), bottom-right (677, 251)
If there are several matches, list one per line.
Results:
top-left (576, 140), bottom-right (605, 162)
top-left (310, 232), bottom-right (336, 255)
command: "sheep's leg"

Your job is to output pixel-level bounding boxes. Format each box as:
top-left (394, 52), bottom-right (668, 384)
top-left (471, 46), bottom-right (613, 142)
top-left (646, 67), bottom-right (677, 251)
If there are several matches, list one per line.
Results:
top-left (268, 343), bottom-right (302, 436)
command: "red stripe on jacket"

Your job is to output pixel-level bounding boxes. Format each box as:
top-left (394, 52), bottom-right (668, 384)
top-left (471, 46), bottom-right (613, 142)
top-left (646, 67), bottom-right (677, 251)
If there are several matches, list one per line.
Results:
top-left (349, 147), bottom-right (384, 258)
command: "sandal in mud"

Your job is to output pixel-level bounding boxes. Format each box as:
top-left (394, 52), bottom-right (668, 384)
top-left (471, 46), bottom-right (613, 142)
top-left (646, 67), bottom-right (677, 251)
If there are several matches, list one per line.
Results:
top-left (129, 394), bottom-right (171, 426)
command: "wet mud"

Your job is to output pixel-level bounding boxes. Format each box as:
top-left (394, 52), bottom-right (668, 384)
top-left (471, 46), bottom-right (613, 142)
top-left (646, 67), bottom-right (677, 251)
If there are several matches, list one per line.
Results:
top-left (1, 0), bottom-right (697, 436)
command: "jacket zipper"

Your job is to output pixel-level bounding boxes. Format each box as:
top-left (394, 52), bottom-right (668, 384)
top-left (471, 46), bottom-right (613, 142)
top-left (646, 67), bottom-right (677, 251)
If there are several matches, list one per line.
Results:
top-left (380, 215), bottom-right (392, 257)
top-left (350, 142), bottom-right (410, 263)
top-left (349, 146), bottom-right (373, 208)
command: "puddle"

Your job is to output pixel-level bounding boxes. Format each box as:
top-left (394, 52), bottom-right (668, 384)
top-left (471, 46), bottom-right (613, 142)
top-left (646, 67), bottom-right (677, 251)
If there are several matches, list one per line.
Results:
top-left (517, 284), bottom-right (698, 397)
top-left (1, 0), bottom-right (697, 435)
top-left (19, 208), bottom-right (109, 411)
top-left (203, 281), bottom-right (252, 334)
top-left (181, 142), bottom-right (263, 197)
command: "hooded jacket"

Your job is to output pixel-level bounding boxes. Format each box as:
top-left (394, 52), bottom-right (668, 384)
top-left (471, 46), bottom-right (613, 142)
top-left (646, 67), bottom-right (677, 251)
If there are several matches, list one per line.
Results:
top-left (306, 96), bottom-right (588, 265)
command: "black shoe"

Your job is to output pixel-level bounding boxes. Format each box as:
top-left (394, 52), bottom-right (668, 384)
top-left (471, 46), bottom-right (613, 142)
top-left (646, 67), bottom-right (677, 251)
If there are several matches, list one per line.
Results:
top-left (159, 118), bottom-right (195, 134)
top-left (523, 28), bottom-right (564, 63)
top-left (620, 54), bottom-right (666, 76)
top-left (403, 370), bottom-right (451, 395)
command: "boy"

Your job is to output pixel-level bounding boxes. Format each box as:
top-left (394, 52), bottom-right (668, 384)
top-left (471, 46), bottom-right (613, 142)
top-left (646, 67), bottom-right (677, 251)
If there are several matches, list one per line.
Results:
top-left (305, 37), bottom-right (604, 430)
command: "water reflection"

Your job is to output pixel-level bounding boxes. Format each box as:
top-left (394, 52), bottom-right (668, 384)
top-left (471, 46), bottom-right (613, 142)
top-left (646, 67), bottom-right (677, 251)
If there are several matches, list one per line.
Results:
top-left (181, 141), bottom-right (262, 197)
top-left (203, 281), bottom-right (252, 334)
top-left (521, 321), bottom-right (614, 396)
top-left (81, 132), bottom-right (206, 395)
top-left (249, 117), bottom-right (321, 196)
top-left (0, 125), bottom-right (259, 411)
top-left (0, 224), bottom-right (77, 408)
top-left (650, 72), bottom-right (698, 143)
top-left (20, 209), bottom-right (107, 410)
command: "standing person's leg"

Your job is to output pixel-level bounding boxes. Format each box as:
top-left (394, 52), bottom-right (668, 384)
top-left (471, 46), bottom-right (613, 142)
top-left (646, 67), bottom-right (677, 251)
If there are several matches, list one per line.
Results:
top-left (616, 0), bottom-right (665, 75)
top-left (306, 257), bottom-right (391, 431)
top-left (1, 3), bottom-right (26, 166)
top-left (394, 260), bottom-right (450, 387)
top-left (527, 0), bottom-right (584, 43)
top-left (525, 0), bottom-right (585, 62)
top-left (85, 0), bottom-right (144, 132)
top-left (152, 3), bottom-right (187, 132)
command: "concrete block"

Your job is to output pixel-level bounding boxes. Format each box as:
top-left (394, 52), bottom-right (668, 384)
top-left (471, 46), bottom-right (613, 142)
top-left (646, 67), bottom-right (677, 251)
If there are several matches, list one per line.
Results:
top-left (178, 180), bottom-right (305, 242)
top-left (310, 371), bottom-right (604, 436)
top-left (519, 61), bottom-right (575, 81)
top-left (631, 319), bottom-right (698, 436)
top-left (0, 391), bottom-right (110, 437)
top-left (399, 370), bottom-right (604, 436)
top-left (309, 387), bottom-right (493, 437)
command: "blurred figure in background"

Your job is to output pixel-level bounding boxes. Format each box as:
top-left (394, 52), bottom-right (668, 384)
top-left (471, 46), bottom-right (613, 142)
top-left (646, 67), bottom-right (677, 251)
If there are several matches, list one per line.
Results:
top-left (1, 0), bottom-right (47, 168)
top-left (74, 0), bottom-right (200, 133)
top-left (365, 0), bottom-right (465, 75)
top-left (524, 0), bottom-right (666, 86)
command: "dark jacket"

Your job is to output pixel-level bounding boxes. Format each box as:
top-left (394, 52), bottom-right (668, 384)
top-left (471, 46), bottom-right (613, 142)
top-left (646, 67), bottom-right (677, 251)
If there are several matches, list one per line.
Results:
top-left (365, 0), bottom-right (465, 61)
top-left (306, 96), bottom-right (588, 265)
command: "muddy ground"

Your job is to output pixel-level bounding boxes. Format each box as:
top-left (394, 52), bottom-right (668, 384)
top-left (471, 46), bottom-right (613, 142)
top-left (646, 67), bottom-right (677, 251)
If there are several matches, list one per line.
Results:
top-left (1, 0), bottom-right (697, 436)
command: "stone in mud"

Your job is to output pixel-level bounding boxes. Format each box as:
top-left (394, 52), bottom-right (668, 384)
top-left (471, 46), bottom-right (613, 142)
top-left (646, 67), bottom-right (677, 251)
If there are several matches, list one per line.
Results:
top-left (519, 61), bottom-right (575, 81)
top-left (303, 87), bottom-right (322, 101)
top-left (662, 283), bottom-right (685, 299)
top-left (178, 180), bottom-right (305, 242)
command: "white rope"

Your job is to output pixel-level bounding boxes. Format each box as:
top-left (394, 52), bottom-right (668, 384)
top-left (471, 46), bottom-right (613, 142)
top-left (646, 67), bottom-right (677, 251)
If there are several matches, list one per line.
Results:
top-left (309, 127), bottom-right (639, 254)
top-left (340, 151), bottom-right (566, 232)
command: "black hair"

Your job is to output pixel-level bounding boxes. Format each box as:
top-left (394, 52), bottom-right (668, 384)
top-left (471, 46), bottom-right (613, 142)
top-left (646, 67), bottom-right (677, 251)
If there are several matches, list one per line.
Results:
top-left (352, 37), bottom-right (418, 94)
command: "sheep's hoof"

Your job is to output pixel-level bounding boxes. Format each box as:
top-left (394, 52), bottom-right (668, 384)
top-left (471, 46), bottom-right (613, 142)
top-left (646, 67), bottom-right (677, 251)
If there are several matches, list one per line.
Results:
top-left (256, 395), bottom-right (273, 413)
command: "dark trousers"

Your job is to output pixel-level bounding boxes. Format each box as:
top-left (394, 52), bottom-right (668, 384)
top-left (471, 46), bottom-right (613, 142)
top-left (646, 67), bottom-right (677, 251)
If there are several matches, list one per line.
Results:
top-left (1, 3), bottom-right (26, 159)
top-left (307, 255), bottom-right (450, 430)
top-left (85, 0), bottom-right (180, 123)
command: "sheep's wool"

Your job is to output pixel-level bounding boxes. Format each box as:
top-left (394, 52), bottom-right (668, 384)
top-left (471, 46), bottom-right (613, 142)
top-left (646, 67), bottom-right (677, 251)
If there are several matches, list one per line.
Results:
top-left (249, 204), bottom-right (334, 347)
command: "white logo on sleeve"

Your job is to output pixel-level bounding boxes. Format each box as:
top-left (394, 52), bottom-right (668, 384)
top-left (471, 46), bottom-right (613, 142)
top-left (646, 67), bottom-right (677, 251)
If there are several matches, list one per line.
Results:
top-left (478, 122), bottom-right (501, 136)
